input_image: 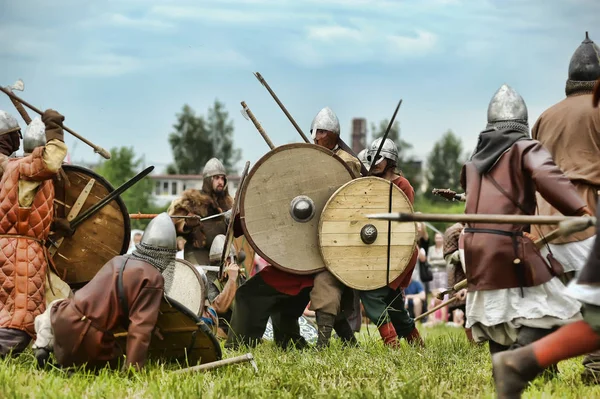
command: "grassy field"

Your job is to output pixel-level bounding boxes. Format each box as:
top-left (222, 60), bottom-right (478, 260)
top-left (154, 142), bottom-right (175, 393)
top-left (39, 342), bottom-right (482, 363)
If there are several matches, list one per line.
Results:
top-left (1, 324), bottom-right (599, 399)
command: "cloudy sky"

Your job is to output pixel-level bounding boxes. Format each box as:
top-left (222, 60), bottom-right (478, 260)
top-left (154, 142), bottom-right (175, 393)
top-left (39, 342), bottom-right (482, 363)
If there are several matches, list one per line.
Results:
top-left (1, 0), bottom-right (598, 172)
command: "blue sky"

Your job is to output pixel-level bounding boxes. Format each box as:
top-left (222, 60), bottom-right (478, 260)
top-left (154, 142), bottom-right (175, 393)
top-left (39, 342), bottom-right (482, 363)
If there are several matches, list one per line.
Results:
top-left (1, 0), bottom-right (598, 172)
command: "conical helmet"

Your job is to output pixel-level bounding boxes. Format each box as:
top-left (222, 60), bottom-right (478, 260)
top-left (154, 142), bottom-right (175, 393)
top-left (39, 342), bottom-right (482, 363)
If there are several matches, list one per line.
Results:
top-left (209, 234), bottom-right (236, 264)
top-left (23, 117), bottom-right (46, 153)
top-left (310, 107), bottom-right (340, 139)
top-left (568, 32), bottom-right (600, 82)
top-left (140, 213), bottom-right (177, 250)
top-left (203, 158), bottom-right (226, 178)
top-left (366, 138), bottom-right (399, 166)
top-left (487, 84), bottom-right (528, 125)
top-left (0, 110), bottom-right (20, 136)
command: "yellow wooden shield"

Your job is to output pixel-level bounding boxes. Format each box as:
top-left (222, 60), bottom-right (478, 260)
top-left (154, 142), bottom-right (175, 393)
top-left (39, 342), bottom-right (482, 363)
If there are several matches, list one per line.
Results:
top-left (240, 143), bottom-right (354, 274)
top-left (319, 177), bottom-right (417, 290)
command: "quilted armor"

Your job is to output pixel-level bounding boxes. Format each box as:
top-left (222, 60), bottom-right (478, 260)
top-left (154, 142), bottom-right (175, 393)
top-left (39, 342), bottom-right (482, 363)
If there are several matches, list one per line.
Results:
top-left (0, 147), bottom-right (56, 337)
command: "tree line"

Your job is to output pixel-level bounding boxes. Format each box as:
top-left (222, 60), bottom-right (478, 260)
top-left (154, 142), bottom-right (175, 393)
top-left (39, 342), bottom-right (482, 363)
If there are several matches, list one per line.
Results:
top-left (95, 100), bottom-right (467, 230)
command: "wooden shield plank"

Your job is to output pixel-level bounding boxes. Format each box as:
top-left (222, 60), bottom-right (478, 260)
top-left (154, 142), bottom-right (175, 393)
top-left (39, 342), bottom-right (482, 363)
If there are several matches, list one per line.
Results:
top-left (114, 297), bottom-right (222, 366)
top-left (240, 143), bottom-right (354, 274)
top-left (319, 177), bottom-right (417, 290)
top-left (52, 165), bottom-right (130, 287)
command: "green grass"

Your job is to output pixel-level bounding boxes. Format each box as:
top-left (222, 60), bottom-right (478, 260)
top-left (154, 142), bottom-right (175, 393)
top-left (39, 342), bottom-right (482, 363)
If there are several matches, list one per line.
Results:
top-left (1, 325), bottom-right (599, 398)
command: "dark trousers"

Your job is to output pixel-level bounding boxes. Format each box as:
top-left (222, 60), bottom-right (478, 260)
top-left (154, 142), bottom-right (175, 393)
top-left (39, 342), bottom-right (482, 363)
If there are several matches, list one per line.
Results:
top-left (0, 328), bottom-right (31, 357)
top-left (360, 287), bottom-right (415, 337)
top-left (225, 273), bottom-right (311, 350)
top-left (488, 326), bottom-right (556, 355)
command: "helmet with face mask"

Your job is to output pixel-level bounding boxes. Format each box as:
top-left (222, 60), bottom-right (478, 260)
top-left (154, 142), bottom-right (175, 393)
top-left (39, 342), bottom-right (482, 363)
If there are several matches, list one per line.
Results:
top-left (366, 138), bottom-right (399, 167)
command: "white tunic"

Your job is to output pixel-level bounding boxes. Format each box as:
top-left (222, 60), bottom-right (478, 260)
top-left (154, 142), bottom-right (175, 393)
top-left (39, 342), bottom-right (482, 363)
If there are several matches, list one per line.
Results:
top-left (539, 236), bottom-right (595, 273)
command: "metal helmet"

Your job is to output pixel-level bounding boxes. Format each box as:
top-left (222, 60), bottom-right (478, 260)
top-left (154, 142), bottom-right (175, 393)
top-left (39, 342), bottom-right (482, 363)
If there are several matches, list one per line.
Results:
top-left (487, 84), bottom-right (528, 129)
top-left (0, 110), bottom-right (20, 136)
top-left (23, 117), bottom-right (46, 153)
top-left (568, 32), bottom-right (600, 83)
top-left (208, 234), bottom-right (236, 264)
top-left (140, 213), bottom-right (177, 250)
top-left (357, 149), bottom-right (370, 169)
top-left (203, 158), bottom-right (226, 178)
top-left (310, 107), bottom-right (340, 139)
top-left (366, 138), bottom-right (399, 166)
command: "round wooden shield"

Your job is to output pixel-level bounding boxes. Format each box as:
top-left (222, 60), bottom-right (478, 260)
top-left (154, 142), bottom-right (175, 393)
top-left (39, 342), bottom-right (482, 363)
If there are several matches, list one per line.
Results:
top-left (319, 177), bottom-right (417, 290)
top-left (240, 144), bottom-right (354, 274)
top-left (165, 259), bottom-right (207, 316)
top-left (114, 297), bottom-right (222, 366)
top-left (52, 165), bottom-right (131, 287)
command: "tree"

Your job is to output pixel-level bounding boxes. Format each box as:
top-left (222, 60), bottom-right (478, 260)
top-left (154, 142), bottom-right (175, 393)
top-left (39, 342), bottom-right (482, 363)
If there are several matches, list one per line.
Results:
top-left (95, 147), bottom-right (165, 229)
top-left (167, 100), bottom-right (241, 175)
top-left (371, 120), bottom-right (423, 191)
top-left (425, 130), bottom-right (464, 200)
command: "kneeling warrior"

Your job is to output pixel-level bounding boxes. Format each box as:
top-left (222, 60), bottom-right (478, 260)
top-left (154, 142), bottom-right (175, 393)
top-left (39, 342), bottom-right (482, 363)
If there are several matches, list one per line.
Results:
top-left (0, 110), bottom-right (67, 357)
top-left (33, 213), bottom-right (177, 371)
top-left (168, 158), bottom-right (233, 265)
top-left (362, 138), bottom-right (423, 347)
top-left (461, 84), bottom-right (590, 357)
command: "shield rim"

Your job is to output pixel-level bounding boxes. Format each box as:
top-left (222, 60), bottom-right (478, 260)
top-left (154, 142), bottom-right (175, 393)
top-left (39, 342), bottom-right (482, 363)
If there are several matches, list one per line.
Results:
top-left (59, 164), bottom-right (132, 256)
top-left (172, 258), bottom-right (207, 317)
top-left (318, 176), bottom-right (418, 290)
top-left (239, 143), bottom-right (355, 275)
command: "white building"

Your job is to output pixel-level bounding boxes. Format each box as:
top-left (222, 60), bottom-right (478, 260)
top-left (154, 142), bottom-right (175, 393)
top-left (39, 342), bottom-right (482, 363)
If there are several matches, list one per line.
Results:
top-left (149, 174), bottom-right (242, 207)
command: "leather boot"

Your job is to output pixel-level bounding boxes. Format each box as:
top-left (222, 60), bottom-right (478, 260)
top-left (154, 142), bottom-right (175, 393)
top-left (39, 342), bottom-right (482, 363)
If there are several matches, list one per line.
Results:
top-left (333, 317), bottom-right (358, 347)
top-left (492, 346), bottom-right (544, 399)
top-left (403, 327), bottom-right (424, 347)
top-left (315, 311), bottom-right (336, 349)
top-left (378, 322), bottom-right (400, 348)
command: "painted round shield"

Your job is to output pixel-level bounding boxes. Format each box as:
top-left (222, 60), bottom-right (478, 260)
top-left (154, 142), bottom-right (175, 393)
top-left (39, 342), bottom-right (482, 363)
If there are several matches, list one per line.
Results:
top-left (319, 177), bottom-right (417, 290)
top-left (114, 297), bottom-right (222, 366)
top-left (52, 165), bottom-right (130, 287)
top-left (165, 259), bottom-right (207, 317)
top-left (240, 143), bottom-right (354, 274)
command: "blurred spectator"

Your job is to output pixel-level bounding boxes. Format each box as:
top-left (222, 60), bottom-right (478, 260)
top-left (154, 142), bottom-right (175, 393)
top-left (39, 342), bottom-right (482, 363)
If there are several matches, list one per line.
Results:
top-left (176, 237), bottom-right (186, 259)
top-left (126, 230), bottom-right (143, 254)
top-left (428, 232), bottom-right (448, 323)
top-left (405, 277), bottom-right (426, 318)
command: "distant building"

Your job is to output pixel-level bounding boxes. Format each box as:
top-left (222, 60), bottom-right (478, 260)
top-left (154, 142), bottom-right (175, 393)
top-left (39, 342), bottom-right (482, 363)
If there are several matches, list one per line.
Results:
top-left (148, 174), bottom-right (241, 207)
top-left (351, 118), bottom-right (367, 154)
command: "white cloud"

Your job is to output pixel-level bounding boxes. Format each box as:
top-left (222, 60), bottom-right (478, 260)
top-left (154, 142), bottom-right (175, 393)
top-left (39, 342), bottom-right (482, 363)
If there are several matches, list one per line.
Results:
top-left (108, 13), bottom-right (175, 30)
top-left (387, 31), bottom-right (437, 55)
top-left (307, 26), bottom-right (364, 42)
top-left (59, 53), bottom-right (142, 77)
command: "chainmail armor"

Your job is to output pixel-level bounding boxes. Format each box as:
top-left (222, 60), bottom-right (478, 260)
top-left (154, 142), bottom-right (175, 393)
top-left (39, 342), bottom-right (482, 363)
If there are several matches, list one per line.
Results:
top-left (486, 120), bottom-right (530, 135)
top-left (565, 80), bottom-right (596, 96)
top-left (131, 242), bottom-right (177, 292)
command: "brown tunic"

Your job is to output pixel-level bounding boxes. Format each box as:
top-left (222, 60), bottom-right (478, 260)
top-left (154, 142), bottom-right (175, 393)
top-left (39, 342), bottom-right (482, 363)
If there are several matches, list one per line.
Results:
top-left (51, 256), bottom-right (163, 370)
top-left (461, 140), bottom-right (585, 291)
top-left (532, 93), bottom-right (600, 242)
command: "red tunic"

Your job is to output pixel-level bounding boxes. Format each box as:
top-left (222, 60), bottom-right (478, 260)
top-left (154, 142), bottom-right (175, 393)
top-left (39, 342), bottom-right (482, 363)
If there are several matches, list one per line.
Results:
top-left (259, 266), bottom-right (314, 296)
top-left (388, 176), bottom-right (418, 290)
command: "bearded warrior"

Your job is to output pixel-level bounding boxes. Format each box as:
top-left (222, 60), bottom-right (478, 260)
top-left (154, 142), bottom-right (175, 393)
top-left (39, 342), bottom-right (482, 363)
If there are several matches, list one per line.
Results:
top-left (0, 110), bottom-right (67, 357)
top-left (0, 110), bottom-right (21, 173)
top-left (461, 84), bottom-right (590, 358)
top-left (33, 213), bottom-right (177, 370)
top-left (360, 138), bottom-right (423, 347)
top-left (168, 158), bottom-right (233, 265)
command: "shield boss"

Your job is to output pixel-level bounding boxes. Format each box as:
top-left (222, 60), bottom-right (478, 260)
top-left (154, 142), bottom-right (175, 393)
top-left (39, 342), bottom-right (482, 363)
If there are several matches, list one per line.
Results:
top-left (240, 143), bottom-right (354, 274)
top-left (319, 177), bottom-right (417, 290)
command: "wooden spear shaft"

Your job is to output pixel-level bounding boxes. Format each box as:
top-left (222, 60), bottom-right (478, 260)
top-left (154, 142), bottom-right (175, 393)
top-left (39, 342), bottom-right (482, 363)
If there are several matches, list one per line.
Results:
top-left (241, 101), bottom-right (275, 150)
top-left (173, 353), bottom-right (257, 374)
top-left (368, 212), bottom-right (596, 226)
top-left (415, 297), bottom-right (458, 322)
top-left (0, 86), bottom-right (111, 159)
